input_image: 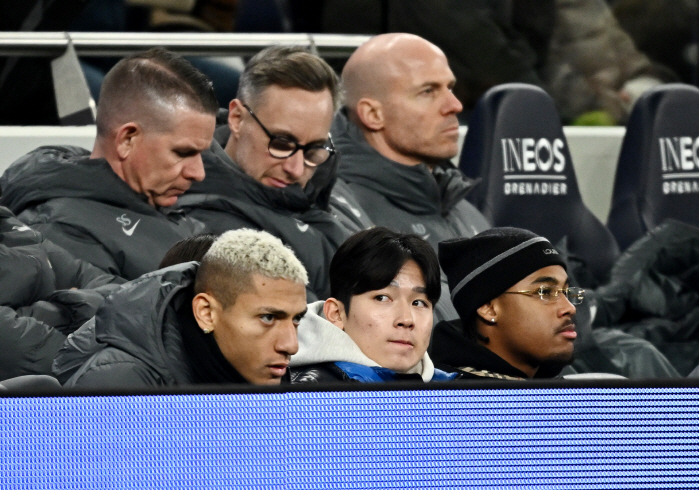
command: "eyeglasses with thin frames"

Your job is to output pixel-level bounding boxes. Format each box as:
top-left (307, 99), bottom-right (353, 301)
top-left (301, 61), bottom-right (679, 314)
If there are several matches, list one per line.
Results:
top-left (503, 286), bottom-right (585, 305)
top-left (242, 103), bottom-right (335, 167)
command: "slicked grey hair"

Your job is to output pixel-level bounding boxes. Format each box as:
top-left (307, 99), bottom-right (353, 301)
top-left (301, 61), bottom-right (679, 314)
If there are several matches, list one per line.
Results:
top-left (237, 45), bottom-right (342, 112)
top-left (195, 229), bottom-right (308, 308)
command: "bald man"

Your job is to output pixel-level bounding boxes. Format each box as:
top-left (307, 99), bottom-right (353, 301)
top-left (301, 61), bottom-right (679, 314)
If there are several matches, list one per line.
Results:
top-left (0, 48), bottom-right (217, 280)
top-left (326, 34), bottom-right (492, 322)
top-left (330, 33), bottom-right (490, 252)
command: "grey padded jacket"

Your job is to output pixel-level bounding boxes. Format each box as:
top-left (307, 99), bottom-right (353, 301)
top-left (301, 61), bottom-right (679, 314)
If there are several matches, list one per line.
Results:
top-left (0, 146), bottom-right (205, 280)
top-left (55, 263), bottom-right (201, 388)
top-left (0, 206), bottom-right (122, 380)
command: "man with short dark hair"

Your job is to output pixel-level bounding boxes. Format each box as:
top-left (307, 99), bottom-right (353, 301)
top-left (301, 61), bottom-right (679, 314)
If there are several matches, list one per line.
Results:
top-left (176, 45), bottom-right (352, 301)
top-left (290, 227), bottom-right (457, 383)
top-left (56, 229), bottom-right (308, 388)
top-left (432, 227), bottom-right (580, 379)
top-left (0, 48), bottom-right (217, 279)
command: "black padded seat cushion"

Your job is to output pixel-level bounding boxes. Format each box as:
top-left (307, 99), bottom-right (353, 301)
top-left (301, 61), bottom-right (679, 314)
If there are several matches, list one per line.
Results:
top-left (459, 83), bottom-right (619, 284)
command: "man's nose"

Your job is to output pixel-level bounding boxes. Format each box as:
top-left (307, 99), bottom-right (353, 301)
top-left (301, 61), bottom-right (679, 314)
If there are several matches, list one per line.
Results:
top-left (443, 90), bottom-right (463, 115)
top-left (281, 150), bottom-right (306, 181)
top-left (276, 320), bottom-right (299, 356)
top-left (559, 294), bottom-right (577, 317)
top-left (395, 301), bottom-right (415, 329)
top-left (183, 154), bottom-right (206, 182)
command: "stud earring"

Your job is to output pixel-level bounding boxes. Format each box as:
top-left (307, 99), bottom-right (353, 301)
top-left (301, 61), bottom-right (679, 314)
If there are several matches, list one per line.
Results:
top-left (491, 319), bottom-right (496, 323)
top-left (202, 328), bottom-right (212, 334)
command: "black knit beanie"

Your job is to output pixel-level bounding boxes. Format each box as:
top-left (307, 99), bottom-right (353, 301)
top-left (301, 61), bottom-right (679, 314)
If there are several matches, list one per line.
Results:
top-left (439, 227), bottom-right (567, 324)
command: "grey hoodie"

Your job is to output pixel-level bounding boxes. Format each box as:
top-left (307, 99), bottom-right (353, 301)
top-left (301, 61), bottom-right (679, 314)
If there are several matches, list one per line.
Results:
top-left (329, 112), bottom-right (492, 322)
top-left (290, 301), bottom-right (438, 382)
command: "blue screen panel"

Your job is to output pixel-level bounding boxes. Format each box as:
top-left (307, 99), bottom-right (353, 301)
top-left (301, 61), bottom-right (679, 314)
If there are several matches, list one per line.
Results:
top-left (1, 386), bottom-right (699, 489)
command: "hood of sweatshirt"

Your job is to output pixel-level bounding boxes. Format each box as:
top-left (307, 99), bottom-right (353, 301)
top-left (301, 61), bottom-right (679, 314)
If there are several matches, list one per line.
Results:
top-left (290, 301), bottom-right (437, 382)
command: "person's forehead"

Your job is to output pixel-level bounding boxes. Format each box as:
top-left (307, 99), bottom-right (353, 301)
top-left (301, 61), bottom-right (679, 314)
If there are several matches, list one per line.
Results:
top-left (388, 48), bottom-right (455, 89)
top-left (514, 265), bottom-right (568, 288)
top-left (252, 85), bottom-right (334, 137)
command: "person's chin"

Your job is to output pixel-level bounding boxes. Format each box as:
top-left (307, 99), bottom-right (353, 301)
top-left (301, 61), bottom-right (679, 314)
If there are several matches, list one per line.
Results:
top-left (262, 176), bottom-right (292, 189)
top-left (548, 346), bottom-right (575, 364)
top-left (154, 195), bottom-right (180, 208)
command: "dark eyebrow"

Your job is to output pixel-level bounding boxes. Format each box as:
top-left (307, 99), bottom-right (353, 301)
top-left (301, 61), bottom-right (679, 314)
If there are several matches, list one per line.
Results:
top-left (270, 130), bottom-right (328, 147)
top-left (530, 276), bottom-right (561, 286)
top-left (530, 277), bottom-right (571, 288)
top-left (258, 307), bottom-right (293, 318)
top-left (413, 286), bottom-right (428, 294)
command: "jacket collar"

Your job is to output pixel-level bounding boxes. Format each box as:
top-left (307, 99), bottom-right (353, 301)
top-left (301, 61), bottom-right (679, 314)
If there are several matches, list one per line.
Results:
top-left (0, 145), bottom-right (171, 217)
top-left (188, 139), bottom-right (314, 213)
top-left (431, 319), bottom-right (564, 379)
top-left (333, 111), bottom-right (476, 216)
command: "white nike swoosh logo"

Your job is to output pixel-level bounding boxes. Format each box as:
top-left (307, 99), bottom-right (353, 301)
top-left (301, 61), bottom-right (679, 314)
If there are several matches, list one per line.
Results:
top-left (12, 225), bottom-right (30, 232)
top-left (122, 219), bottom-right (141, 236)
top-left (296, 222), bottom-right (309, 232)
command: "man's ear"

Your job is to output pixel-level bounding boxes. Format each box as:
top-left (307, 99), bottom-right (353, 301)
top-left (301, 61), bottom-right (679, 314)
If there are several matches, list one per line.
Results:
top-left (323, 298), bottom-right (347, 330)
top-left (115, 122), bottom-right (140, 160)
top-left (476, 301), bottom-right (497, 324)
top-left (355, 98), bottom-right (384, 131)
top-left (228, 99), bottom-right (244, 137)
top-left (192, 292), bottom-right (221, 333)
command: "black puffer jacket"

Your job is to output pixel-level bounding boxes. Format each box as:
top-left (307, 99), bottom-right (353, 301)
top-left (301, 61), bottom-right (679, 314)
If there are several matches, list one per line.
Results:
top-left (593, 219), bottom-right (699, 375)
top-left (0, 206), bottom-right (122, 380)
top-left (175, 127), bottom-right (351, 301)
top-left (55, 262), bottom-right (253, 388)
top-left (0, 146), bottom-right (205, 280)
top-left (55, 263), bottom-right (200, 388)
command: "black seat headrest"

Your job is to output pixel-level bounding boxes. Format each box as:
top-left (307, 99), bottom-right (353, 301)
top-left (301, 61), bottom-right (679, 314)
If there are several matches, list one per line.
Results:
top-left (608, 83), bottom-right (699, 251)
top-left (460, 83), bottom-right (619, 284)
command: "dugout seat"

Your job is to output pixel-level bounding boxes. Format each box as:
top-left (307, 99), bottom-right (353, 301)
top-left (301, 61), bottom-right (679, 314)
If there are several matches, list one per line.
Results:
top-left (459, 83), bottom-right (619, 285)
top-left (607, 84), bottom-right (699, 251)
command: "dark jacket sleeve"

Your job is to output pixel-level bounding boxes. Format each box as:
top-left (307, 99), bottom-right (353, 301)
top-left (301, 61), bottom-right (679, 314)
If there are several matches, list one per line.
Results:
top-left (25, 219), bottom-right (122, 278)
top-left (42, 239), bottom-right (123, 289)
top-left (65, 349), bottom-right (164, 389)
top-left (0, 305), bottom-right (66, 380)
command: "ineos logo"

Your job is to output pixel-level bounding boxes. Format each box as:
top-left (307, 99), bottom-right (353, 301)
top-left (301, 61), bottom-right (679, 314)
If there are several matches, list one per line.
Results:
top-left (659, 137), bottom-right (699, 172)
top-left (501, 138), bottom-right (566, 173)
top-left (543, 249), bottom-right (558, 255)
top-left (658, 137), bottom-right (699, 195)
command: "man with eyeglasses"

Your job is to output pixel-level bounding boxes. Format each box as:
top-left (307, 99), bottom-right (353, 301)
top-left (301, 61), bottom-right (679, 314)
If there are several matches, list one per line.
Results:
top-left (431, 227), bottom-right (582, 380)
top-left (176, 45), bottom-right (350, 301)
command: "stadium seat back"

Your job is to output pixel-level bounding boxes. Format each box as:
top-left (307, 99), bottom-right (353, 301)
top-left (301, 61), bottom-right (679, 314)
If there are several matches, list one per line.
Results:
top-left (607, 84), bottom-right (699, 251)
top-left (459, 83), bottom-right (619, 283)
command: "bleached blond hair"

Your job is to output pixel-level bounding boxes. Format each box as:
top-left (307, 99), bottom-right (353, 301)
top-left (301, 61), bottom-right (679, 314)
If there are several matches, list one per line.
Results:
top-left (194, 229), bottom-right (308, 308)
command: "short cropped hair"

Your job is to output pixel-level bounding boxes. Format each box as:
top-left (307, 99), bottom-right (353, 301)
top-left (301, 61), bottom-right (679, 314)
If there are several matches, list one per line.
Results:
top-left (330, 227), bottom-right (441, 314)
top-left (159, 234), bottom-right (218, 269)
top-left (96, 47), bottom-right (218, 136)
top-left (237, 45), bottom-right (342, 111)
top-left (194, 229), bottom-right (308, 309)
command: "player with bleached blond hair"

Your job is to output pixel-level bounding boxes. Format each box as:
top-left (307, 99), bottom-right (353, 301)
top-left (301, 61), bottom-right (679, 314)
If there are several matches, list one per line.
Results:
top-left (56, 229), bottom-right (308, 388)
